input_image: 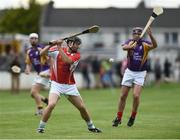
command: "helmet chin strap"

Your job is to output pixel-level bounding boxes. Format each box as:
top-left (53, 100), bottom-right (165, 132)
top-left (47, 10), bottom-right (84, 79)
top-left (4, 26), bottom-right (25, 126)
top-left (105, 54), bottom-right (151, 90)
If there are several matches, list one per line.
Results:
top-left (68, 46), bottom-right (74, 52)
top-left (68, 43), bottom-right (77, 53)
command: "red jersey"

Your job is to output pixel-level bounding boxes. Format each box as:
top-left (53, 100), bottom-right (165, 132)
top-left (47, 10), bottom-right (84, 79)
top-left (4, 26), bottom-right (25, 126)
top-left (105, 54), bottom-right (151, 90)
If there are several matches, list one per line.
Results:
top-left (48, 46), bottom-right (80, 84)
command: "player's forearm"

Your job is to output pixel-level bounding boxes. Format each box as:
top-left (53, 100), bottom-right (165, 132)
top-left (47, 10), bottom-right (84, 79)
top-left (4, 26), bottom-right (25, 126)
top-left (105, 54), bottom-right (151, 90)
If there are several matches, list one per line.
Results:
top-left (149, 34), bottom-right (157, 48)
top-left (58, 48), bottom-right (73, 64)
top-left (122, 44), bottom-right (134, 51)
top-left (40, 45), bottom-right (52, 56)
top-left (25, 64), bottom-right (31, 74)
top-left (26, 64), bottom-right (31, 70)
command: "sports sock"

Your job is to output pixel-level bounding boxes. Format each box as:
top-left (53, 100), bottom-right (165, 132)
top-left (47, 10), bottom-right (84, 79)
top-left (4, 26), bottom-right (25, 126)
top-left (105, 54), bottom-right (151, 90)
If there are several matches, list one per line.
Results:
top-left (41, 97), bottom-right (48, 105)
top-left (37, 106), bottom-right (43, 110)
top-left (86, 120), bottom-right (95, 129)
top-left (117, 112), bottom-right (123, 120)
top-left (131, 111), bottom-right (137, 119)
top-left (39, 120), bottom-right (46, 129)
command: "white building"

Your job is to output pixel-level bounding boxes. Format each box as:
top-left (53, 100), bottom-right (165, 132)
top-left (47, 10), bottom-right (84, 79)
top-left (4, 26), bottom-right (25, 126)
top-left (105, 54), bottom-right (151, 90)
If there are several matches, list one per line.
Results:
top-left (40, 1), bottom-right (180, 65)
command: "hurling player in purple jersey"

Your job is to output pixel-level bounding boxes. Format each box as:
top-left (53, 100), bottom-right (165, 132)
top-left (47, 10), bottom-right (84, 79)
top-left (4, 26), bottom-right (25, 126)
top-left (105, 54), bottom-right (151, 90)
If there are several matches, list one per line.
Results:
top-left (112, 27), bottom-right (157, 127)
top-left (25, 33), bottom-right (50, 116)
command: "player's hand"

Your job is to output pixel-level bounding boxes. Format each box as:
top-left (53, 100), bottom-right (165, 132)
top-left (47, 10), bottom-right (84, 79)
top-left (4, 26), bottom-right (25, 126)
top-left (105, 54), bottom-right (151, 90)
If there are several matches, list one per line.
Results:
top-left (146, 27), bottom-right (152, 36)
top-left (49, 39), bottom-right (63, 46)
top-left (130, 41), bottom-right (137, 49)
top-left (49, 40), bottom-right (57, 46)
top-left (25, 69), bottom-right (30, 75)
top-left (39, 73), bottom-right (50, 78)
top-left (39, 70), bottom-right (50, 78)
top-left (56, 39), bottom-right (64, 45)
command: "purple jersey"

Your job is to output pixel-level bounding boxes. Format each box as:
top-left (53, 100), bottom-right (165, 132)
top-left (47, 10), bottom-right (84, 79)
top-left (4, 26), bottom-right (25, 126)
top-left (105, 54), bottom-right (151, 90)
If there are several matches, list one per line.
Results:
top-left (122, 39), bottom-right (152, 71)
top-left (26, 44), bottom-right (50, 73)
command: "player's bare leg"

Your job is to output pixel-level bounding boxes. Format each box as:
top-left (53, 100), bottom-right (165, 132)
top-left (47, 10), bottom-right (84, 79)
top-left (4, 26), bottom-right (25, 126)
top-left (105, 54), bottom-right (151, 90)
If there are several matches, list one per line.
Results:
top-left (68, 95), bottom-right (102, 133)
top-left (127, 84), bottom-right (142, 127)
top-left (37, 93), bottom-right (59, 133)
top-left (42, 93), bottom-right (59, 121)
top-left (68, 96), bottom-right (90, 121)
top-left (113, 86), bottom-right (130, 127)
top-left (118, 86), bottom-right (131, 112)
top-left (31, 84), bottom-right (44, 115)
top-left (132, 84), bottom-right (142, 112)
top-left (39, 95), bottom-right (49, 105)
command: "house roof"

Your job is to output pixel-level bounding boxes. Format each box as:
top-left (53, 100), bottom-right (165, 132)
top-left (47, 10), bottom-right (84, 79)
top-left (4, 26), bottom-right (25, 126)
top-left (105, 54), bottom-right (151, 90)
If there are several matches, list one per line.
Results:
top-left (42, 1), bottom-right (180, 28)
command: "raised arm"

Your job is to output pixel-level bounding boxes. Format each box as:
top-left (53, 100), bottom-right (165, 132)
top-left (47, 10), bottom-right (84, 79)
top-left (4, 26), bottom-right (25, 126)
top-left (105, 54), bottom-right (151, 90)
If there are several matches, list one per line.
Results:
top-left (147, 27), bottom-right (157, 49)
top-left (40, 45), bottom-right (52, 56)
top-left (40, 40), bottom-right (58, 56)
top-left (25, 64), bottom-right (32, 74)
top-left (122, 41), bottom-right (136, 51)
top-left (56, 40), bottom-right (74, 64)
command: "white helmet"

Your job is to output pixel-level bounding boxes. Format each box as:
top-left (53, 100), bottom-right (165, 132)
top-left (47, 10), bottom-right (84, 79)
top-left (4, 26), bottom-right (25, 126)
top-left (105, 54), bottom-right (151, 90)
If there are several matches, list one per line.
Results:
top-left (29, 33), bottom-right (38, 39)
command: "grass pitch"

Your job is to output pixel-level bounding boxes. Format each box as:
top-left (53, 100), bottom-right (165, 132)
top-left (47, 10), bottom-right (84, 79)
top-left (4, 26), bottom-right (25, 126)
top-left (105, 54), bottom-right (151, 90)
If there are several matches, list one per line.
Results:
top-left (0, 83), bottom-right (180, 139)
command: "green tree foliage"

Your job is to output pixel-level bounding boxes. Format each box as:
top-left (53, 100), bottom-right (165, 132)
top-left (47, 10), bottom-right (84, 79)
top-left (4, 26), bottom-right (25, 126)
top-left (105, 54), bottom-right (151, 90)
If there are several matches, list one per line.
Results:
top-left (0, 0), bottom-right (42, 34)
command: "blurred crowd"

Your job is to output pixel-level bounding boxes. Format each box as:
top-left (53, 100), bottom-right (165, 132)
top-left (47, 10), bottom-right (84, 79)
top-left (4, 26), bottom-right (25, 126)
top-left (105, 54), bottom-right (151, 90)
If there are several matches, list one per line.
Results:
top-left (0, 44), bottom-right (180, 91)
top-left (77, 55), bottom-right (180, 89)
top-left (0, 44), bottom-right (25, 71)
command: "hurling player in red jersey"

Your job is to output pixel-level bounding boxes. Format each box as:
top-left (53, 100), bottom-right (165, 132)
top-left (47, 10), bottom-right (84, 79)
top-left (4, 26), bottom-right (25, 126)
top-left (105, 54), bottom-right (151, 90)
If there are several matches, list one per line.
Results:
top-left (37, 37), bottom-right (102, 133)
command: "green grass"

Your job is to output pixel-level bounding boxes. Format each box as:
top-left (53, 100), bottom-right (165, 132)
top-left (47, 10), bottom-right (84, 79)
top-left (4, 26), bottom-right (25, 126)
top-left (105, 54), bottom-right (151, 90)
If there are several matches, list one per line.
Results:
top-left (0, 83), bottom-right (180, 139)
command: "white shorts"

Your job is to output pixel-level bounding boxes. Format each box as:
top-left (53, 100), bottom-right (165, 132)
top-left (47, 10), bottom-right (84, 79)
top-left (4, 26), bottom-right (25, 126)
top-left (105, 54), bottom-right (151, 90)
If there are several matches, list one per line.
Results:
top-left (49, 81), bottom-right (80, 97)
top-left (32, 75), bottom-right (50, 87)
top-left (121, 68), bottom-right (147, 87)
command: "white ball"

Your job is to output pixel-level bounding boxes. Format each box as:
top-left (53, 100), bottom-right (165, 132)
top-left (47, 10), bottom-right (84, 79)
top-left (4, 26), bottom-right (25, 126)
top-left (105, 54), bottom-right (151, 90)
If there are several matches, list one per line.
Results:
top-left (109, 58), bottom-right (114, 63)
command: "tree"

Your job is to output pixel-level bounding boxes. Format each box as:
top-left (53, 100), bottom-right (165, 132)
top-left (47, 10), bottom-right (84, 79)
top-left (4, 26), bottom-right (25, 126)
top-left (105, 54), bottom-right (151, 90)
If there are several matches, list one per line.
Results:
top-left (0, 0), bottom-right (42, 34)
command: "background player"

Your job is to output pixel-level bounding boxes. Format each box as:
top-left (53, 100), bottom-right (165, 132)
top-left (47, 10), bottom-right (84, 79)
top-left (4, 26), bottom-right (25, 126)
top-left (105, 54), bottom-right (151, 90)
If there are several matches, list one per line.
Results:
top-left (25, 33), bottom-right (50, 116)
top-left (112, 27), bottom-right (157, 127)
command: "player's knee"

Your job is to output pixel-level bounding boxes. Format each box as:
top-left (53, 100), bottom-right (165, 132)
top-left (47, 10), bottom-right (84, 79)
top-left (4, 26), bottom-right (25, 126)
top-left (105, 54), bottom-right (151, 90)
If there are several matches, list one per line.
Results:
top-left (120, 94), bottom-right (128, 101)
top-left (30, 90), bottom-right (36, 98)
top-left (133, 94), bottom-right (140, 100)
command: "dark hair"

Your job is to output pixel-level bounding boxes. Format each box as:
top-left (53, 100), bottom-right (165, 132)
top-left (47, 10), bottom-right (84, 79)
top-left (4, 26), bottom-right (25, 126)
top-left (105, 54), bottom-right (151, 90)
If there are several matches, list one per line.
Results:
top-left (66, 37), bottom-right (82, 45)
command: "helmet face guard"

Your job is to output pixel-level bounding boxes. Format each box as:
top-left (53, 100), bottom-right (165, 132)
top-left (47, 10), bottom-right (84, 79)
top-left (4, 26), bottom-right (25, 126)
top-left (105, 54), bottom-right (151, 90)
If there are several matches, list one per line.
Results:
top-left (132, 27), bottom-right (143, 35)
top-left (66, 37), bottom-right (82, 45)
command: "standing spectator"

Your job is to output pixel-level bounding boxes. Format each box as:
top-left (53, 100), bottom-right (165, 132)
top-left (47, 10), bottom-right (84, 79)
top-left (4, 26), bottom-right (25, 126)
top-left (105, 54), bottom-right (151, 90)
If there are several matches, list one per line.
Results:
top-left (154, 57), bottom-right (162, 86)
top-left (120, 58), bottom-right (128, 78)
top-left (91, 56), bottom-right (101, 88)
top-left (114, 61), bottom-right (122, 87)
top-left (112, 27), bottom-right (157, 127)
top-left (80, 58), bottom-right (91, 89)
top-left (145, 57), bottom-right (153, 86)
top-left (101, 59), bottom-right (114, 88)
top-left (147, 57), bottom-right (152, 73)
top-left (10, 55), bottom-right (21, 94)
top-left (174, 57), bottom-right (180, 82)
top-left (164, 58), bottom-right (171, 82)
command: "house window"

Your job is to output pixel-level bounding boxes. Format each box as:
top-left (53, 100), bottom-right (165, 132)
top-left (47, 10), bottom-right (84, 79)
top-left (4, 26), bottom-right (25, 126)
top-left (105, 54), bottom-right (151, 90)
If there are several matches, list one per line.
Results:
top-left (114, 32), bottom-right (120, 44)
top-left (164, 32), bottom-right (178, 45)
top-left (172, 32), bottom-right (178, 43)
top-left (91, 33), bottom-right (104, 48)
top-left (94, 42), bottom-right (104, 48)
top-left (164, 33), bottom-right (169, 44)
